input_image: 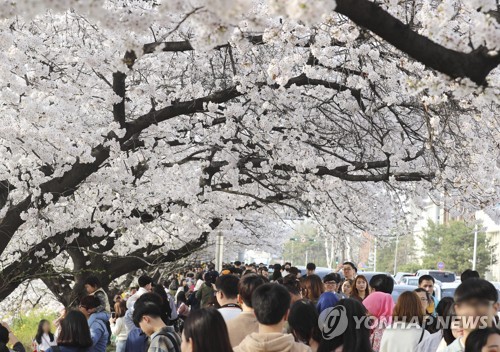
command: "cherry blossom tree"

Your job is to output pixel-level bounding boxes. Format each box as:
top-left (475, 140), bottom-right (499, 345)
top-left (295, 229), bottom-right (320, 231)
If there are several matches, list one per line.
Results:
top-left (0, 0), bottom-right (498, 304)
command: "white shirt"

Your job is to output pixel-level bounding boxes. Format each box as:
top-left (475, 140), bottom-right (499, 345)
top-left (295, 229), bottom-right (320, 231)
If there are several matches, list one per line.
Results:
top-left (218, 307), bottom-right (242, 322)
top-left (111, 317), bottom-right (128, 341)
top-left (380, 323), bottom-right (430, 352)
top-left (38, 333), bottom-right (57, 351)
top-left (126, 287), bottom-right (149, 311)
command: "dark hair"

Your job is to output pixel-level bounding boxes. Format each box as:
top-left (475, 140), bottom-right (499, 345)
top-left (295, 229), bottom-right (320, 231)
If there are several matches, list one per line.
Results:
top-left (343, 261), bottom-right (358, 272)
top-left (114, 300), bottom-right (127, 318)
top-left (150, 286), bottom-right (173, 322)
top-left (83, 276), bottom-right (101, 288)
top-left (323, 273), bottom-right (341, 284)
top-left (436, 297), bottom-right (457, 345)
top-left (282, 274), bottom-right (302, 296)
top-left (35, 319), bottom-right (54, 344)
top-left (204, 271), bottom-right (219, 285)
top-left (288, 300), bottom-right (321, 346)
top-left (252, 283), bottom-right (291, 325)
top-left (272, 264), bottom-right (283, 281)
top-left (284, 262), bottom-right (292, 267)
top-left (455, 278), bottom-right (498, 303)
top-left (177, 291), bottom-right (187, 304)
top-left (183, 308), bottom-right (232, 352)
top-left (0, 326), bottom-right (9, 344)
top-left (302, 275), bottom-right (324, 302)
top-left (318, 299), bottom-right (371, 352)
top-left (436, 297), bottom-right (454, 317)
top-left (57, 310), bottom-right (93, 347)
top-left (288, 267), bottom-right (300, 277)
top-left (215, 274), bottom-right (239, 299)
top-left (132, 301), bottom-right (164, 327)
top-left (80, 295), bottom-right (101, 310)
top-left (369, 274), bottom-right (394, 294)
top-left (414, 287), bottom-right (431, 302)
top-left (418, 275), bottom-right (435, 285)
top-left (134, 292), bottom-right (170, 325)
top-left (465, 327), bottom-right (500, 352)
top-left (351, 275), bottom-right (370, 300)
top-left (461, 269), bottom-right (480, 282)
top-left (234, 261), bottom-right (241, 266)
top-left (238, 274), bottom-right (266, 308)
top-left (306, 263), bottom-right (316, 271)
top-left (138, 275), bottom-right (153, 288)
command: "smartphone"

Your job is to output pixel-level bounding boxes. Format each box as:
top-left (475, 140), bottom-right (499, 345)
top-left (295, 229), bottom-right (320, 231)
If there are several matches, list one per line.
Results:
top-left (111, 312), bottom-right (116, 319)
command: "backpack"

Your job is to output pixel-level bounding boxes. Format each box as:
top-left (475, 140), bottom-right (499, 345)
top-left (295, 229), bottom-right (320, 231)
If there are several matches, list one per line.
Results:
top-left (124, 327), bottom-right (148, 352)
top-left (154, 330), bottom-right (181, 352)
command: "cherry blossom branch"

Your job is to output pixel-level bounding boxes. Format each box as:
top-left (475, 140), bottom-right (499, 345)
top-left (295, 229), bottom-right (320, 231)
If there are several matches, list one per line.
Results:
top-left (334, 0), bottom-right (500, 85)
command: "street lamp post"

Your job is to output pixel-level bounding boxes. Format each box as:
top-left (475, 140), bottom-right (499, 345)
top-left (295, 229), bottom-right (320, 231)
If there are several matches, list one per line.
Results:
top-left (473, 224), bottom-right (478, 271)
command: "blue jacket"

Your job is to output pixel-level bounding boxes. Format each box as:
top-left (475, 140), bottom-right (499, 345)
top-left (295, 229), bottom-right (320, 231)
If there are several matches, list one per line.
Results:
top-left (88, 313), bottom-right (109, 352)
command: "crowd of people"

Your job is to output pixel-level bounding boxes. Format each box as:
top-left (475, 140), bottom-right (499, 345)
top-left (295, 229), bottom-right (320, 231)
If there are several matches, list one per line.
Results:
top-left (13, 262), bottom-right (500, 352)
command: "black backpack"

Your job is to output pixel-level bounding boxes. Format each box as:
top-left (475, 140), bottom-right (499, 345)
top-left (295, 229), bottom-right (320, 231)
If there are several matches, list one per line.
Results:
top-left (154, 330), bottom-right (181, 352)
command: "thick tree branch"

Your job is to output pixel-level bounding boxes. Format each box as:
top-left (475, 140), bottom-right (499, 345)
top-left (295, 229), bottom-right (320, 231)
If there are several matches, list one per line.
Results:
top-left (335, 0), bottom-right (500, 85)
top-left (112, 71), bottom-right (127, 128)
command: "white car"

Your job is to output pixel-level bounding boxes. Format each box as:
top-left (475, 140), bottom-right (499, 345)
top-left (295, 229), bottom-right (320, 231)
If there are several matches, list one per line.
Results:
top-left (400, 276), bottom-right (419, 286)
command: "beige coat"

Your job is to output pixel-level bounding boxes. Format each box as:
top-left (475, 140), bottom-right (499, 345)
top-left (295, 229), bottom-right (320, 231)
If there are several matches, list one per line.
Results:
top-left (234, 332), bottom-right (312, 352)
top-left (227, 311), bottom-right (259, 347)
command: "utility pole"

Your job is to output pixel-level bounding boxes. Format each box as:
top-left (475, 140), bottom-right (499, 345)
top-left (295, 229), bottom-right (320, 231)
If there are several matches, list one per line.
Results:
top-left (393, 233), bottom-right (399, 276)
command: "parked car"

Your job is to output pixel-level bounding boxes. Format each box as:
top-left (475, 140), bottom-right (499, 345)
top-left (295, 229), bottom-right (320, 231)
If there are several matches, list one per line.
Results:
top-left (437, 282), bottom-right (461, 300)
top-left (295, 266), bottom-right (335, 279)
top-left (400, 276), bottom-right (419, 286)
top-left (416, 270), bottom-right (456, 283)
top-left (357, 272), bottom-right (395, 285)
top-left (394, 272), bottom-right (415, 283)
top-left (391, 284), bottom-right (416, 303)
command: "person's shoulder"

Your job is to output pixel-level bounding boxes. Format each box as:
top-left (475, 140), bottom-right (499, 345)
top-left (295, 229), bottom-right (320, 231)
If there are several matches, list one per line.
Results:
top-left (292, 341), bottom-right (312, 352)
top-left (441, 338), bottom-right (463, 352)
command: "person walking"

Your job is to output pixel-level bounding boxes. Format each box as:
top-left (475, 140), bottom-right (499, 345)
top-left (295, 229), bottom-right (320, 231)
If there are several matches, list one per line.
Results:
top-left (363, 291), bottom-right (395, 352)
top-left (379, 291), bottom-right (429, 352)
top-left (318, 299), bottom-right (372, 352)
top-left (234, 284), bottom-right (311, 352)
top-left (288, 300), bottom-right (322, 352)
top-left (79, 296), bottom-right (109, 352)
top-left (132, 299), bottom-right (181, 352)
top-left (45, 310), bottom-right (93, 352)
top-left (350, 275), bottom-right (370, 302)
top-left (110, 301), bottom-right (128, 352)
top-left (302, 275), bottom-right (324, 305)
top-left (181, 308), bottom-right (232, 352)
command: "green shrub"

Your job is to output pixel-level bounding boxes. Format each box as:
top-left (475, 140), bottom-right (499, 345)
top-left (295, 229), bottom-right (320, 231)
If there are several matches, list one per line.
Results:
top-left (9, 310), bottom-right (58, 350)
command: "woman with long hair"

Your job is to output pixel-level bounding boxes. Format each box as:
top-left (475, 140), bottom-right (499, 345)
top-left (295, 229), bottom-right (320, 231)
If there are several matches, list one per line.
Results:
top-left (111, 300), bottom-right (128, 352)
top-left (177, 291), bottom-right (190, 319)
top-left (35, 319), bottom-right (57, 352)
top-left (318, 299), bottom-right (372, 352)
top-left (416, 297), bottom-right (457, 352)
top-left (341, 279), bottom-right (353, 297)
top-left (380, 291), bottom-right (430, 352)
top-left (350, 275), bottom-right (370, 302)
top-left (181, 308), bottom-right (232, 352)
top-left (288, 300), bottom-right (322, 352)
top-left (363, 291), bottom-right (395, 352)
top-left (45, 310), bottom-right (93, 352)
top-left (271, 264), bottom-right (283, 282)
top-left (302, 275), bottom-right (324, 305)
